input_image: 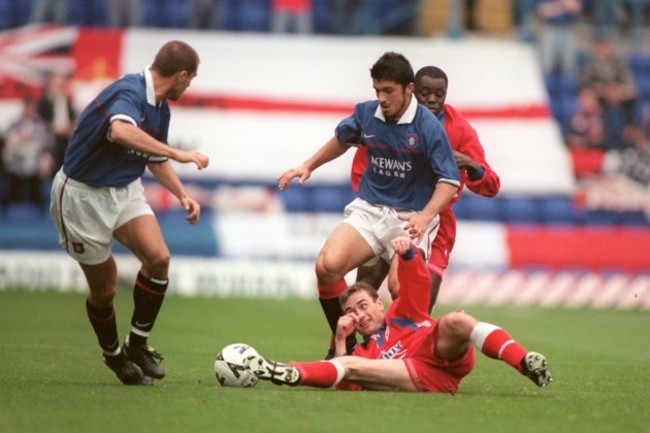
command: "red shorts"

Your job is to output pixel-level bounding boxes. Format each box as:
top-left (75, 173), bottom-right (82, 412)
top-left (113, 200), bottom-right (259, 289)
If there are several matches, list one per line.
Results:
top-left (427, 209), bottom-right (457, 277)
top-left (336, 323), bottom-right (475, 393)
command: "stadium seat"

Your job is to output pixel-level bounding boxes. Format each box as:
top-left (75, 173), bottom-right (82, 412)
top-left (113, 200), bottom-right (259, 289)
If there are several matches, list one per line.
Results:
top-left (310, 185), bottom-right (355, 213)
top-left (506, 197), bottom-right (544, 224)
top-left (5, 203), bottom-right (47, 221)
top-left (277, 187), bottom-right (312, 212)
top-left (539, 196), bottom-right (579, 225)
top-left (460, 195), bottom-right (502, 221)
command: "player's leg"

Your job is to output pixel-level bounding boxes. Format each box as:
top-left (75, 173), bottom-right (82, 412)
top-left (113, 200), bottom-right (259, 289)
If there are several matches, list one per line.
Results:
top-left (316, 222), bottom-right (375, 357)
top-left (245, 353), bottom-right (416, 391)
top-left (50, 175), bottom-right (150, 385)
top-left (426, 209), bottom-right (455, 312)
top-left (80, 258), bottom-right (152, 385)
top-left (355, 258), bottom-right (390, 291)
top-left (335, 357), bottom-right (417, 391)
top-left (437, 310), bottom-right (552, 387)
top-left (113, 214), bottom-right (169, 379)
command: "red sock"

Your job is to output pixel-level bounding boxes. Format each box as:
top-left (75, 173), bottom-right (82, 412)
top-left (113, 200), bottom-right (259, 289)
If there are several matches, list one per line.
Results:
top-left (481, 328), bottom-right (528, 373)
top-left (291, 361), bottom-right (343, 388)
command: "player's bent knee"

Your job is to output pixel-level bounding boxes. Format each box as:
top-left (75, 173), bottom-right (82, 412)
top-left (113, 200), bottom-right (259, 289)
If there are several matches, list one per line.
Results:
top-left (439, 311), bottom-right (475, 338)
top-left (143, 250), bottom-right (170, 275)
top-left (315, 257), bottom-right (345, 283)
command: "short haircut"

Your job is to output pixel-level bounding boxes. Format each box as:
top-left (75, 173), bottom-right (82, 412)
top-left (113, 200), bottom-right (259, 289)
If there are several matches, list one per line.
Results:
top-left (370, 52), bottom-right (414, 88)
top-left (152, 40), bottom-right (200, 77)
top-left (415, 66), bottom-right (448, 88)
top-left (339, 281), bottom-right (380, 307)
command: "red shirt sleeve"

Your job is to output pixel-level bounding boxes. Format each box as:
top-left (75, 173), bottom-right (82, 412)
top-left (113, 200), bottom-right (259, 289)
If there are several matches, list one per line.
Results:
top-left (444, 104), bottom-right (500, 198)
top-left (350, 146), bottom-right (367, 194)
top-left (392, 250), bottom-right (431, 321)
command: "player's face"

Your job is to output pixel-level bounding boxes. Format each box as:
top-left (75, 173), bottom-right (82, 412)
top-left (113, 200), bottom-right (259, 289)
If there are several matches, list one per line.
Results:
top-left (372, 79), bottom-right (414, 122)
top-left (342, 290), bottom-right (385, 336)
top-left (168, 69), bottom-right (198, 101)
top-left (415, 75), bottom-right (447, 116)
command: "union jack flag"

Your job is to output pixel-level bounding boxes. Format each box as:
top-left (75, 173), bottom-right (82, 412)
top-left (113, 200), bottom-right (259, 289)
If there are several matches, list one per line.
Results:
top-left (0, 24), bottom-right (77, 98)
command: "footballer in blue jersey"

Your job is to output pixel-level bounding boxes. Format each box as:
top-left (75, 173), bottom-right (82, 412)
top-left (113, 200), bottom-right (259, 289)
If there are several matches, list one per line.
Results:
top-left (278, 52), bottom-right (460, 358)
top-left (336, 97), bottom-right (459, 211)
top-left (50, 41), bottom-right (209, 386)
top-left (63, 72), bottom-right (171, 188)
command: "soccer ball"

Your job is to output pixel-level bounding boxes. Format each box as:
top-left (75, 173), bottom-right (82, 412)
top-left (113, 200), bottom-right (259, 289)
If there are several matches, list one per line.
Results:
top-left (214, 343), bottom-right (259, 387)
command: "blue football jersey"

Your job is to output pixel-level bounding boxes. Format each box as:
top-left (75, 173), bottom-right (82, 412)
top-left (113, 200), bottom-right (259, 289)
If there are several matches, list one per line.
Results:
top-left (336, 97), bottom-right (460, 211)
top-left (63, 69), bottom-right (170, 187)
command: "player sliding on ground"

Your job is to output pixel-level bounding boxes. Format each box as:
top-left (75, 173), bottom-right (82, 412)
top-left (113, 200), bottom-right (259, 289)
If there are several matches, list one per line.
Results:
top-left (243, 236), bottom-right (552, 392)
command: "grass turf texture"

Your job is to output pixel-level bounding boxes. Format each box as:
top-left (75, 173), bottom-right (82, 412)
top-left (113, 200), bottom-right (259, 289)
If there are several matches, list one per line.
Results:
top-left (0, 289), bottom-right (648, 433)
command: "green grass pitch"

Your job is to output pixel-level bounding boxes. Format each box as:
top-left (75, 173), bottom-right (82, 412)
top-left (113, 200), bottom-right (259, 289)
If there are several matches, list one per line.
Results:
top-left (1, 289), bottom-right (648, 433)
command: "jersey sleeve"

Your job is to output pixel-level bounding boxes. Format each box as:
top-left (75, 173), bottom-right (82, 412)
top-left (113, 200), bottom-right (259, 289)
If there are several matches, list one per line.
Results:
top-left (424, 115), bottom-right (460, 188)
top-left (108, 86), bottom-right (142, 126)
top-left (392, 249), bottom-right (432, 321)
top-left (335, 103), bottom-right (365, 146)
top-left (449, 109), bottom-right (500, 197)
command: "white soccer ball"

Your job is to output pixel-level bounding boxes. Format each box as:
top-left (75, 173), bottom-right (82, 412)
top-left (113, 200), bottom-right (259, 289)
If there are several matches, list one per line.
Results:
top-left (214, 343), bottom-right (259, 387)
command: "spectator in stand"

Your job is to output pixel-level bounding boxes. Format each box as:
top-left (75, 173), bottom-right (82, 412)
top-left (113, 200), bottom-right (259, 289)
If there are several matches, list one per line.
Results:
top-left (106, 0), bottom-right (142, 27)
top-left (535, 0), bottom-right (583, 77)
top-left (188, 0), bottom-right (219, 29)
top-left (566, 88), bottom-right (606, 150)
top-left (1, 95), bottom-right (53, 212)
top-left (579, 36), bottom-right (638, 151)
top-left (271, 0), bottom-right (312, 33)
top-left (37, 72), bottom-right (77, 178)
top-left (29, 0), bottom-right (68, 24)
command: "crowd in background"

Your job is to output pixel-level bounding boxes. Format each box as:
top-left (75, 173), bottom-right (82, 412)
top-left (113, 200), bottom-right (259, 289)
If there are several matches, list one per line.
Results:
top-left (1, 0), bottom-right (649, 214)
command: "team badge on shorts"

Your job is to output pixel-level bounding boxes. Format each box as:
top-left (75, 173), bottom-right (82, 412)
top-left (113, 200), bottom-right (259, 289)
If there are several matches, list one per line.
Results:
top-left (72, 242), bottom-right (85, 254)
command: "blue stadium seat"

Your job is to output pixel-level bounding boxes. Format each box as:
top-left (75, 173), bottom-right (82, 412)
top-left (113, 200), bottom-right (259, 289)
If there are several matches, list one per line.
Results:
top-left (277, 187), bottom-right (312, 212)
top-left (5, 203), bottom-right (47, 221)
top-left (459, 195), bottom-right (502, 221)
top-left (539, 196), bottom-right (579, 225)
top-left (310, 185), bottom-right (355, 213)
top-left (501, 196), bottom-right (541, 224)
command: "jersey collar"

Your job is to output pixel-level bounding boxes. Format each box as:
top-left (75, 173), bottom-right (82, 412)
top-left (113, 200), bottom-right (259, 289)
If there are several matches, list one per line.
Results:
top-left (374, 95), bottom-right (418, 124)
top-left (144, 67), bottom-right (156, 106)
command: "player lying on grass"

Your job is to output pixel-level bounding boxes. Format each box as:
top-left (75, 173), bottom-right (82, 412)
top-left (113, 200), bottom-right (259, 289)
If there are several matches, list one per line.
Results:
top-left (243, 236), bottom-right (552, 392)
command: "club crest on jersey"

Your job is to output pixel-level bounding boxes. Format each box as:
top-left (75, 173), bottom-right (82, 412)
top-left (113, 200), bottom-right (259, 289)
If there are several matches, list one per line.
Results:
top-left (405, 133), bottom-right (419, 148)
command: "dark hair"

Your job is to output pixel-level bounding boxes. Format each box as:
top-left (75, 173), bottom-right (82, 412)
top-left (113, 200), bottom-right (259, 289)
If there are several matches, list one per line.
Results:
top-left (415, 66), bottom-right (448, 88)
top-left (370, 52), bottom-right (414, 88)
top-left (339, 282), bottom-right (379, 307)
top-left (151, 40), bottom-right (200, 77)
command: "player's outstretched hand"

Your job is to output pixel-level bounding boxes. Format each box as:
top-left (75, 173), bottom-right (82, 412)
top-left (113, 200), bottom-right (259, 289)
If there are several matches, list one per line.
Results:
top-left (180, 195), bottom-right (201, 224)
top-left (277, 165), bottom-right (311, 190)
top-left (391, 236), bottom-right (414, 256)
top-left (176, 150), bottom-right (209, 170)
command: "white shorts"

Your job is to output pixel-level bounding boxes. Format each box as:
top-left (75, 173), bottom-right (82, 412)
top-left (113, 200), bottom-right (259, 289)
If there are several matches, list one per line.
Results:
top-left (343, 198), bottom-right (440, 265)
top-left (49, 169), bottom-right (154, 265)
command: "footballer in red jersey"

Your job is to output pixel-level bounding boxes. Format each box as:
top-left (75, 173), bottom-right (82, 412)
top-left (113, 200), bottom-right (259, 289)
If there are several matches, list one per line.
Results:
top-left (243, 236), bottom-right (552, 392)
